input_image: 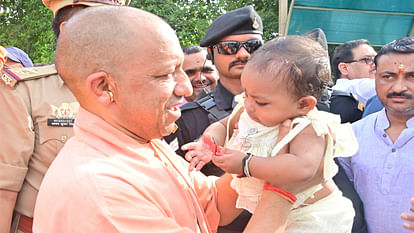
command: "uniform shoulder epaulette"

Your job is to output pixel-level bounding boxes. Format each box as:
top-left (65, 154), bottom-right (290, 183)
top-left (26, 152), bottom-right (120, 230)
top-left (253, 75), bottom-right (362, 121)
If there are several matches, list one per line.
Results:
top-left (1, 64), bottom-right (57, 88)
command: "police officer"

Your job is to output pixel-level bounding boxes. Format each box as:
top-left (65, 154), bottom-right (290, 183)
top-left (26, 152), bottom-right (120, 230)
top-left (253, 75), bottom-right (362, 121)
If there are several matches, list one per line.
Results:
top-left (164, 5), bottom-right (264, 177)
top-left (0, 1), bottom-right (130, 232)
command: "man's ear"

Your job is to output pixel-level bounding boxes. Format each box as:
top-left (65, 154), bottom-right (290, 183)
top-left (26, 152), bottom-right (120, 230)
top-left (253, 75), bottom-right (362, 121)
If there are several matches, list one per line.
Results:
top-left (297, 96), bottom-right (317, 115)
top-left (86, 71), bottom-right (115, 106)
top-left (59, 21), bottom-right (67, 34)
top-left (338, 62), bottom-right (349, 76)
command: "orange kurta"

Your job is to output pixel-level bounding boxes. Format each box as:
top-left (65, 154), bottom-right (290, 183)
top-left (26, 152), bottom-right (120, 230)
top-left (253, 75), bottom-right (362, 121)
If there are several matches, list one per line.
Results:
top-left (33, 108), bottom-right (220, 233)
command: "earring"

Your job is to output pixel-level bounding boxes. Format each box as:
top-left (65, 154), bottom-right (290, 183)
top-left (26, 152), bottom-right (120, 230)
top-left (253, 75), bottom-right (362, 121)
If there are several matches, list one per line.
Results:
top-left (108, 91), bottom-right (114, 103)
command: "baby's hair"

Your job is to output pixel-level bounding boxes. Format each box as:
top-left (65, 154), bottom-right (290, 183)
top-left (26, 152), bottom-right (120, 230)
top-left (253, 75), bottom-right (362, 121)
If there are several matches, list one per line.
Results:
top-left (248, 35), bottom-right (331, 101)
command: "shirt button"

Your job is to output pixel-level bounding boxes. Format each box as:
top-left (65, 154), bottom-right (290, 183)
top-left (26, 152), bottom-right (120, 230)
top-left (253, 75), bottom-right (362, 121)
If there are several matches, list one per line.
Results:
top-left (61, 135), bottom-right (67, 142)
top-left (387, 164), bottom-right (393, 169)
top-left (392, 148), bottom-right (396, 152)
top-left (383, 134), bottom-right (387, 138)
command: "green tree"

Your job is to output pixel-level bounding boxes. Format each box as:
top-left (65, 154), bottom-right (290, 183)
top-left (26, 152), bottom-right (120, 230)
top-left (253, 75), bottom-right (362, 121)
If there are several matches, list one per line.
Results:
top-left (131, 0), bottom-right (279, 47)
top-left (0, 1), bottom-right (279, 64)
top-left (0, 0), bottom-right (55, 64)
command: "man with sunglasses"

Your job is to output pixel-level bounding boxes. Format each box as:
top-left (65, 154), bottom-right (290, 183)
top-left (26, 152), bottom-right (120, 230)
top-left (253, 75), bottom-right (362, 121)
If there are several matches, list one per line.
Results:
top-left (330, 39), bottom-right (377, 123)
top-left (164, 6), bottom-right (263, 233)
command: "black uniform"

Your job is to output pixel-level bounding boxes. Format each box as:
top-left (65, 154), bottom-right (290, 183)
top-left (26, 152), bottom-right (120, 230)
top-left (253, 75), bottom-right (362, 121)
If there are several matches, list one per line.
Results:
top-left (329, 90), bottom-right (364, 123)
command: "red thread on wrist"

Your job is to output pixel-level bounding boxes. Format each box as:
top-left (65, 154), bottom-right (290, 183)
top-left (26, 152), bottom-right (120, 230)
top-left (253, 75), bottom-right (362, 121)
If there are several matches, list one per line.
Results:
top-left (263, 181), bottom-right (297, 204)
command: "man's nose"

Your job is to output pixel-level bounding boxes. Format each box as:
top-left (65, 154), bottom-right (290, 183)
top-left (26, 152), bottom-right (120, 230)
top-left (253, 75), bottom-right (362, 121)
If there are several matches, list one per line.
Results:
top-left (392, 78), bottom-right (408, 93)
top-left (235, 46), bottom-right (250, 59)
top-left (176, 70), bottom-right (193, 97)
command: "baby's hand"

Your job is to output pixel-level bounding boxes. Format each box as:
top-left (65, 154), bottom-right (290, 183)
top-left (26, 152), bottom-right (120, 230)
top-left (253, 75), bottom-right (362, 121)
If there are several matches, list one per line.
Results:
top-left (182, 136), bottom-right (217, 171)
top-left (212, 147), bottom-right (245, 174)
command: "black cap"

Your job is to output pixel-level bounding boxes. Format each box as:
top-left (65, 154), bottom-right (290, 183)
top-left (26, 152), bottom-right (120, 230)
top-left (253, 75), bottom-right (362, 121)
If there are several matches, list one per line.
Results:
top-left (200, 6), bottom-right (263, 47)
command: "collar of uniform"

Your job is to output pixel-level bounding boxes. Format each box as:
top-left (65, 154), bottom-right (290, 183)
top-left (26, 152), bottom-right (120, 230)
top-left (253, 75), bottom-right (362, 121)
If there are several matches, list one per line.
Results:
top-left (213, 80), bottom-right (235, 111)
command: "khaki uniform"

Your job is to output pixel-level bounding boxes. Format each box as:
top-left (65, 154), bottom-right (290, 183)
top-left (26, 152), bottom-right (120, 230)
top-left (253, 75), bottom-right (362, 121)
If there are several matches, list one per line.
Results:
top-left (0, 65), bottom-right (79, 230)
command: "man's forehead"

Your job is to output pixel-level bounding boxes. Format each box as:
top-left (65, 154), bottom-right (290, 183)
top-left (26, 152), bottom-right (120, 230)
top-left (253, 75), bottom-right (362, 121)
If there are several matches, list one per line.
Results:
top-left (376, 52), bottom-right (414, 69)
top-left (184, 52), bottom-right (206, 65)
top-left (184, 50), bottom-right (206, 58)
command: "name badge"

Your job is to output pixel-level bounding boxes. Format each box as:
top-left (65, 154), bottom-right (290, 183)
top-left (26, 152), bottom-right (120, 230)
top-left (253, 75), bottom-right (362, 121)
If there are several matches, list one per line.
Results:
top-left (48, 103), bottom-right (76, 127)
top-left (47, 118), bottom-right (75, 127)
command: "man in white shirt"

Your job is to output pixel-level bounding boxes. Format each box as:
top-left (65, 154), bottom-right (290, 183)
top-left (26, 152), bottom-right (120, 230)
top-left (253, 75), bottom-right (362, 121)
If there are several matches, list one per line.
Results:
top-left (330, 39), bottom-right (377, 123)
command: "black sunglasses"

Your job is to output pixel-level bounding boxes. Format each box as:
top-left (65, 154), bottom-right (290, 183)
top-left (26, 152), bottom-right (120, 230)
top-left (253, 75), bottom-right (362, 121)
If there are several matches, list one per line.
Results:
top-left (213, 39), bottom-right (263, 55)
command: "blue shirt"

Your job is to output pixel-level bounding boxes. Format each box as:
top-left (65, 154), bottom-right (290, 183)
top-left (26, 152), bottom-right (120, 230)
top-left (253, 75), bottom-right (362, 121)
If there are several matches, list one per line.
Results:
top-left (362, 95), bottom-right (383, 118)
top-left (340, 109), bottom-right (414, 233)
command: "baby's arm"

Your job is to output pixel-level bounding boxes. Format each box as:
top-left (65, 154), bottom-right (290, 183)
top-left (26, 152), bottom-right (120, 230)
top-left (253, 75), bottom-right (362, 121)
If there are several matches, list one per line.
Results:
top-left (203, 117), bottom-right (228, 146)
top-left (248, 124), bottom-right (325, 186)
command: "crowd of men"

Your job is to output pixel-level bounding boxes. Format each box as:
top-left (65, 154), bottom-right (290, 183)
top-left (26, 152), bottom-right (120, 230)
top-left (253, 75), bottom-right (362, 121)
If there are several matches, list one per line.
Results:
top-left (0, 0), bottom-right (414, 233)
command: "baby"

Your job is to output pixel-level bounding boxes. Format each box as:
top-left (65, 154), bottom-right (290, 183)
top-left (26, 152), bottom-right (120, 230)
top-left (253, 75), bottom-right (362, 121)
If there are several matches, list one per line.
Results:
top-left (184, 35), bottom-right (357, 233)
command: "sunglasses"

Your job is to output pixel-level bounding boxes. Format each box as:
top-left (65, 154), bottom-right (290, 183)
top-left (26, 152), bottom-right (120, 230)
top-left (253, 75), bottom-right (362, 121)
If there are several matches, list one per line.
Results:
top-left (345, 57), bottom-right (375, 65)
top-left (213, 39), bottom-right (263, 55)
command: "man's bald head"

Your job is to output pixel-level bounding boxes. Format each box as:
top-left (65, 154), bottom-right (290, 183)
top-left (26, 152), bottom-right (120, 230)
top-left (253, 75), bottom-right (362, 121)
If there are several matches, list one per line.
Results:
top-left (55, 6), bottom-right (177, 101)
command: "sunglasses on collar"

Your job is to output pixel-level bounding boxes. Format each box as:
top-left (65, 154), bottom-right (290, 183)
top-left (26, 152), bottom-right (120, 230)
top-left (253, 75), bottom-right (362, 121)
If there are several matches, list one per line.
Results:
top-left (213, 39), bottom-right (263, 55)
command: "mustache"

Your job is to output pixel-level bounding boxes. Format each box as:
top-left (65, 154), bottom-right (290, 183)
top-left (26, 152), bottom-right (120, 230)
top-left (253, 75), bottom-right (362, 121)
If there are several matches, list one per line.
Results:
top-left (386, 92), bottom-right (413, 99)
top-left (191, 79), bottom-right (213, 88)
top-left (228, 58), bottom-right (248, 70)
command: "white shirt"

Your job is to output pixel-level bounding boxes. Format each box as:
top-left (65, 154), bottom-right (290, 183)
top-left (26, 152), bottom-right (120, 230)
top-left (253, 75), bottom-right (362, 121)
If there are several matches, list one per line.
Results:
top-left (332, 78), bottom-right (376, 105)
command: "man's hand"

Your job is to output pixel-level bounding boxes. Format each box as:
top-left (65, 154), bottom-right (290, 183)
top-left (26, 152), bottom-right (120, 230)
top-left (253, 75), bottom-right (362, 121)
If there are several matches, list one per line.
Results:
top-left (401, 198), bottom-right (414, 231)
top-left (182, 138), bottom-right (214, 171)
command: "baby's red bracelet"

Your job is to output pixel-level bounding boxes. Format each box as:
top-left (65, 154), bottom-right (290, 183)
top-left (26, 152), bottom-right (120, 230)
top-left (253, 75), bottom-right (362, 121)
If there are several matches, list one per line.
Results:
top-left (263, 181), bottom-right (297, 204)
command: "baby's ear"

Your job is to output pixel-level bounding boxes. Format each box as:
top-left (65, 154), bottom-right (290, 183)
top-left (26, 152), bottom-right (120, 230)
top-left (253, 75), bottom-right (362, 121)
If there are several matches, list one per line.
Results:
top-left (297, 96), bottom-right (317, 114)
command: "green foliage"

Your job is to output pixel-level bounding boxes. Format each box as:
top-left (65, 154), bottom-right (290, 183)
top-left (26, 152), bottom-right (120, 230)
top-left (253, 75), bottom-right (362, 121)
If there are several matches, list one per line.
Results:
top-left (131, 0), bottom-right (279, 47)
top-left (0, 0), bottom-right (55, 64)
top-left (0, 1), bottom-right (278, 64)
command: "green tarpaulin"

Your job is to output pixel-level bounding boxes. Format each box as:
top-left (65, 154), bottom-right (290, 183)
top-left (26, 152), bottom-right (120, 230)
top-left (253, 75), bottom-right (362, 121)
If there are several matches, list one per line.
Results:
top-left (286, 0), bottom-right (414, 45)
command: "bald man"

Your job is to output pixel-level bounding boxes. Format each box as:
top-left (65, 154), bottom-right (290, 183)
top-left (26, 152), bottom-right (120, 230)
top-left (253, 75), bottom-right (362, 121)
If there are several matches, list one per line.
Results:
top-left (32, 6), bottom-right (322, 233)
top-left (0, 1), bottom-right (129, 233)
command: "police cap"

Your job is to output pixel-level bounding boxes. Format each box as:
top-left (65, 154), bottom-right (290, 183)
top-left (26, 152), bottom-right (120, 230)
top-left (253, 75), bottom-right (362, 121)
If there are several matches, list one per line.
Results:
top-left (5, 47), bottom-right (34, 67)
top-left (43, 0), bottom-right (131, 16)
top-left (200, 6), bottom-right (263, 47)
